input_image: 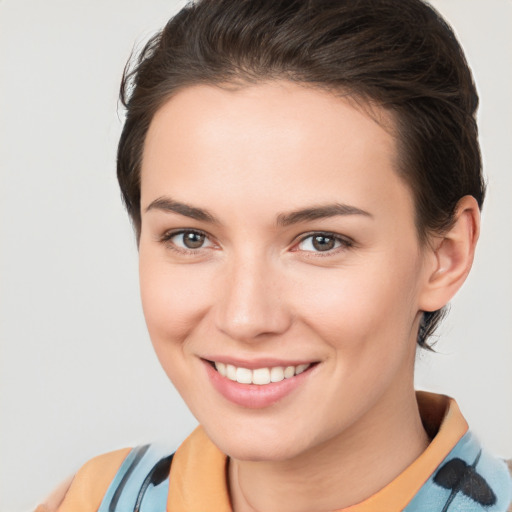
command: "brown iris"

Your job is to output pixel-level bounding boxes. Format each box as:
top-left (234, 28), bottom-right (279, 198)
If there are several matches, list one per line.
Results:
top-left (183, 231), bottom-right (205, 249)
top-left (312, 235), bottom-right (336, 251)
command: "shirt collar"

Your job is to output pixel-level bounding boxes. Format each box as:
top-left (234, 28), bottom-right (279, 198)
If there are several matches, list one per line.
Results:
top-left (167, 391), bottom-right (468, 512)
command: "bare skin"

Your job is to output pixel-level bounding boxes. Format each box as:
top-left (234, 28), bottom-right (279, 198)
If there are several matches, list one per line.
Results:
top-left (39, 81), bottom-right (479, 511)
top-left (228, 377), bottom-right (429, 511)
top-left (35, 476), bottom-right (73, 512)
top-left (138, 82), bottom-right (479, 511)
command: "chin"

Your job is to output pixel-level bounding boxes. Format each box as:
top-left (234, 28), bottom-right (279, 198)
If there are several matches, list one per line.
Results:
top-left (202, 420), bottom-right (316, 462)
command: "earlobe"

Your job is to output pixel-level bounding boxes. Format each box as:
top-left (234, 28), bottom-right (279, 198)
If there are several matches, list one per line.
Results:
top-left (419, 195), bottom-right (481, 312)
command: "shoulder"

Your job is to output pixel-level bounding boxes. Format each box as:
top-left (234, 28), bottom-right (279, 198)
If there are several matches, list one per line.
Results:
top-left (37, 447), bottom-right (132, 512)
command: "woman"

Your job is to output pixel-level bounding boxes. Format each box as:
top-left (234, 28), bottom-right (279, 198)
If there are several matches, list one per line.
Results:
top-left (37, 0), bottom-right (511, 510)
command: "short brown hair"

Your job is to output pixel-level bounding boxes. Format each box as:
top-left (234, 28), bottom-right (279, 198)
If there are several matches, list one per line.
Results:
top-left (117, 0), bottom-right (485, 347)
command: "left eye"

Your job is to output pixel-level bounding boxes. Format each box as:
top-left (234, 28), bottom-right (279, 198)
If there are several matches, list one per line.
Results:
top-left (297, 234), bottom-right (348, 252)
top-left (166, 230), bottom-right (214, 250)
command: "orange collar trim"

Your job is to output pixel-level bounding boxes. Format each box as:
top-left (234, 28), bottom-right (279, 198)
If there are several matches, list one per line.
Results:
top-left (167, 391), bottom-right (468, 512)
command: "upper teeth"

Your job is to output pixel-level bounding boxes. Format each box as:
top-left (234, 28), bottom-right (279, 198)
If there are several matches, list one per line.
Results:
top-left (214, 362), bottom-right (311, 385)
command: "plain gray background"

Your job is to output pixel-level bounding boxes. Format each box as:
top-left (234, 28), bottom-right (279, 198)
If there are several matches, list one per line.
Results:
top-left (1, 1), bottom-right (511, 510)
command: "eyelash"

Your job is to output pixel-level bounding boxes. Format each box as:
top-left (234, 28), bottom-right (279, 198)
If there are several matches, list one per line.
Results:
top-left (159, 229), bottom-right (216, 255)
top-left (159, 229), bottom-right (354, 256)
top-left (294, 231), bottom-right (354, 256)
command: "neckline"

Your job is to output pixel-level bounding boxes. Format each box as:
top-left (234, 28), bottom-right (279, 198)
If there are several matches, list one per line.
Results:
top-left (167, 391), bottom-right (468, 512)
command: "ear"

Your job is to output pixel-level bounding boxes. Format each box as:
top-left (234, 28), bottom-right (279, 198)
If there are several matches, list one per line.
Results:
top-left (419, 195), bottom-right (481, 312)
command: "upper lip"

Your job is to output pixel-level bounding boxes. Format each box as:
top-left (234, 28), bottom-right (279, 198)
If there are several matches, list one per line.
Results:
top-left (201, 356), bottom-right (318, 369)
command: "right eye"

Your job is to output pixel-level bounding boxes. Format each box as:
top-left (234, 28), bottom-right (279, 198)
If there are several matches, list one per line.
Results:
top-left (161, 229), bottom-right (215, 252)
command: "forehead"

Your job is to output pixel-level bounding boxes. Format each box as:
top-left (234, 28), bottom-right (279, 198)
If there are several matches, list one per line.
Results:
top-left (140, 81), bottom-right (412, 223)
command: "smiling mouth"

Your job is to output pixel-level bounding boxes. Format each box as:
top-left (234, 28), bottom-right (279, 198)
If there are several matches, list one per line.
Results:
top-left (207, 360), bottom-right (316, 385)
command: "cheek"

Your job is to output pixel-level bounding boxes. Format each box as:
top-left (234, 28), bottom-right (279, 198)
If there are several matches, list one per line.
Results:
top-left (138, 254), bottom-right (219, 406)
top-left (293, 253), bottom-right (422, 352)
top-left (138, 254), bottom-right (214, 349)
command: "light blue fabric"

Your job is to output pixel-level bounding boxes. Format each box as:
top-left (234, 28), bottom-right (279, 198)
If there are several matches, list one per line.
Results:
top-left (404, 431), bottom-right (512, 512)
top-left (98, 431), bottom-right (511, 511)
top-left (98, 444), bottom-right (171, 512)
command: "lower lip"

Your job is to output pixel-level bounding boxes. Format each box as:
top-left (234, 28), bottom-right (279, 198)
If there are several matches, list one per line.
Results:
top-left (203, 361), bottom-right (315, 409)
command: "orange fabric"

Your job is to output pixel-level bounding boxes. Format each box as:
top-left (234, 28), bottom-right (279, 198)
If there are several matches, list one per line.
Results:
top-left (343, 392), bottom-right (468, 511)
top-left (54, 447), bottom-right (131, 512)
top-left (166, 391), bottom-right (468, 512)
top-left (35, 391), bottom-right (468, 512)
top-left (167, 427), bottom-right (232, 512)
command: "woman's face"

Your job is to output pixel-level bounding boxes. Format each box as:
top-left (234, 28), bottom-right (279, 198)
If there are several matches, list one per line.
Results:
top-left (139, 81), bottom-right (434, 461)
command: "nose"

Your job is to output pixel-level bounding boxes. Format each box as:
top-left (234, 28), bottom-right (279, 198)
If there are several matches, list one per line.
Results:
top-left (214, 253), bottom-right (293, 342)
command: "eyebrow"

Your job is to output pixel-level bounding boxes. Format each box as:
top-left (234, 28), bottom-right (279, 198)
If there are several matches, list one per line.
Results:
top-left (276, 203), bottom-right (372, 226)
top-left (145, 196), bottom-right (372, 226)
top-left (145, 197), bottom-right (220, 224)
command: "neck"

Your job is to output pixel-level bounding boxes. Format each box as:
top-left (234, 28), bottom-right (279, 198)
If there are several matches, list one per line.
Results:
top-left (228, 384), bottom-right (429, 512)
